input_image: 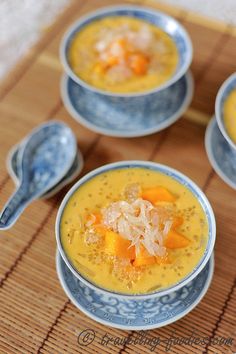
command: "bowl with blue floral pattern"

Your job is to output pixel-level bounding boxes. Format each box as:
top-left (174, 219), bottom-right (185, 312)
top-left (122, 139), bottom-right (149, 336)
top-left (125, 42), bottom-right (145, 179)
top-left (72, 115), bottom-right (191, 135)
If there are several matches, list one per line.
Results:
top-left (61, 5), bottom-right (192, 97)
top-left (56, 160), bottom-right (216, 306)
top-left (60, 5), bottom-right (192, 136)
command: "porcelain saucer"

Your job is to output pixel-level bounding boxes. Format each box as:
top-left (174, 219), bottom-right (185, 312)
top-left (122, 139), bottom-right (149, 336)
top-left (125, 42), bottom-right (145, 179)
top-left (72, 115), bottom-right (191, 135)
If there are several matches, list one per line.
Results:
top-left (205, 117), bottom-right (236, 190)
top-left (61, 72), bottom-right (193, 138)
top-left (56, 251), bottom-right (214, 330)
top-left (7, 142), bottom-right (84, 199)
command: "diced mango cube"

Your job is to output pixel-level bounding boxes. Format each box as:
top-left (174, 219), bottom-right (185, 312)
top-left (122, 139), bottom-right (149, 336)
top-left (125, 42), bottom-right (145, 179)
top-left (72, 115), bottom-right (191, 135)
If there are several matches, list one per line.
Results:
top-left (142, 187), bottom-right (176, 204)
top-left (94, 225), bottom-right (107, 236)
top-left (172, 216), bottom-right (184, 229)
top-left (133, 246), bottom-right (156, 266)
top-left (133, 245), bottom-right (171, 267)
top-left (164, 230), bottom-right (190, 249)
top-left (129, 53), bottom-right (149, 75)
top-left (105, 231), bottom-right (135, 259)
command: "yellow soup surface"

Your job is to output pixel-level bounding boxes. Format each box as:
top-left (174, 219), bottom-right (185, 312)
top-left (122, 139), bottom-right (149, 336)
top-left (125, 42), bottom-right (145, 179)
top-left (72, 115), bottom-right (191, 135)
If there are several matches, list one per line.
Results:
top-left (224, 88), bottom-right (236, 143)
top-left (60, 168), bottom-right (208, 295)
top-left (68, 16), bottom-right (178, 93)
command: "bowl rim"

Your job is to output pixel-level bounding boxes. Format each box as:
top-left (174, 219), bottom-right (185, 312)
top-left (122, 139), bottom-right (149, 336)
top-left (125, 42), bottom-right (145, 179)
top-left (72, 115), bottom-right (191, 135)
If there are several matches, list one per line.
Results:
top-left (55, 160), bottom-right (216, 300)
top-left (60, 70), bottom-right (194, 138)
top-left (60, 4), bottom-right (193, 98)
top-left (215, 72), bottom-right (236, 150)
top-left (205, 116), bottom-right (236, 190)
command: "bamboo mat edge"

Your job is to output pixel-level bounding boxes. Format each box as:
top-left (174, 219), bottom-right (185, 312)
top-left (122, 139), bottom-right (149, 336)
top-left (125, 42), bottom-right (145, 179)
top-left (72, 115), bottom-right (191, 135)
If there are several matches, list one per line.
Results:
top-left (0, 1), bottom-right (236, 353)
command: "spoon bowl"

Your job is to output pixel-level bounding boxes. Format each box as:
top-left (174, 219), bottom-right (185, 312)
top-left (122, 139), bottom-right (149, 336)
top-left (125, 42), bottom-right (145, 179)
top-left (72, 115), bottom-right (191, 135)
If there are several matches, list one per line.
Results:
top-left (0, 121), bottom-right (77, 230)
top-left (7, 140), bottom-right (84, 199)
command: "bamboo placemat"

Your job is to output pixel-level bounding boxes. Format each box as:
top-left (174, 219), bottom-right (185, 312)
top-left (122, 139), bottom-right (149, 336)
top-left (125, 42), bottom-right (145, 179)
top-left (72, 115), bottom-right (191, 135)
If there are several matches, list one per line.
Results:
top-left (0, 1), bottom-right (236, 353)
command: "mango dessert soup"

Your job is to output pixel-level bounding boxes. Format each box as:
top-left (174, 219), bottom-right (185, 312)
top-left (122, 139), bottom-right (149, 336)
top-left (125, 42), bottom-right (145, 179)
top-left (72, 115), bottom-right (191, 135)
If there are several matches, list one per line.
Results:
top-left (60, 168), bottom-right (208, 295)
top-left (223, 88), bottom-right (236, 144)
top-left (68, 16), bottom-right (178, 93)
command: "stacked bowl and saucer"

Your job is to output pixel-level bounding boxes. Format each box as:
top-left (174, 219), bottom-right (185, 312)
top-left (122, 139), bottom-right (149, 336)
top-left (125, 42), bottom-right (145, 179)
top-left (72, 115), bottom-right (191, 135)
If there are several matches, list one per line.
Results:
top-left (55, 161), bottom-right (216, 330)
top-left (205, 72), bottom-right (236, 189)
top-left (60, 5), bottom-right (193, 138)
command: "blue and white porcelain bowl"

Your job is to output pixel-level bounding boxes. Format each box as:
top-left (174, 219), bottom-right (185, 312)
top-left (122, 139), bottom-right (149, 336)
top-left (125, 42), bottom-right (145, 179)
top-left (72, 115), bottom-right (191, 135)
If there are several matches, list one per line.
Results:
top-left (60, 5), bottom-right (192, 100)
top-left (215, 72), bottom-right (236, 150)
top-left (55, 161), bottom-right (216, 301)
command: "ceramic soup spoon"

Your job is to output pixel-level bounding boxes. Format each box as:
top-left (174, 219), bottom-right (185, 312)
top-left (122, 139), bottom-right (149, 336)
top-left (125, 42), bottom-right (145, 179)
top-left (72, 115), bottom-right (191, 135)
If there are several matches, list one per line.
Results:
top-left (7, 142), bottom-right (83, 199)
top-left (0, 121), bottom-right (77, 230)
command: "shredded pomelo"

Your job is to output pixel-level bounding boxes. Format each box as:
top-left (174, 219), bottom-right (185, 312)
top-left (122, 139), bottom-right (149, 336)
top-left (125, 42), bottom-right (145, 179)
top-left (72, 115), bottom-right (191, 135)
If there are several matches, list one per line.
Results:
top-left (102, 198), bottom-right (174, 258)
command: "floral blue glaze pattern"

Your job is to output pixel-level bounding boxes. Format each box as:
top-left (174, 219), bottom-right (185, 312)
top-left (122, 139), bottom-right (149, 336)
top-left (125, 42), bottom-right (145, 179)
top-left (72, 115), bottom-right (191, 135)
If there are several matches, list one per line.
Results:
top-left (57, 252), bottom-right (214, 330)
top-left (61, 72), bottom-right (193, 137)
top-left (205, 118), bottom-right (236, 189)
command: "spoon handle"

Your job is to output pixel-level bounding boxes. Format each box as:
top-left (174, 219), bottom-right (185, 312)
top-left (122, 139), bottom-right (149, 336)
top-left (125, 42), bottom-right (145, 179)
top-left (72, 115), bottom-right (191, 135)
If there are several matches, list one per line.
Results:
top-left (0, 186), bottom-right (31, 230)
